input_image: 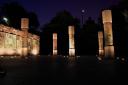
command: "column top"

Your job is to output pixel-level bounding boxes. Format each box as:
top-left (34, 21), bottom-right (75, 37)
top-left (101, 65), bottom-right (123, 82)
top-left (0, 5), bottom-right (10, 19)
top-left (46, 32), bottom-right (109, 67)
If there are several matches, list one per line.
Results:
top-left (68, 26), bottom-right (75, 34)
top-left (102, 10), bottom-right (112, 23)
top-left (21, 18), bottom-right (29, 29)
top-left (53, 33), bottom-right (57, 39)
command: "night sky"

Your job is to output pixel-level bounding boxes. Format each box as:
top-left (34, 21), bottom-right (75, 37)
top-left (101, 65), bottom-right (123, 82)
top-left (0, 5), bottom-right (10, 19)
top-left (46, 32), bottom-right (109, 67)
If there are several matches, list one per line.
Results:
top-left (0, 0), bottom-right (120, 26)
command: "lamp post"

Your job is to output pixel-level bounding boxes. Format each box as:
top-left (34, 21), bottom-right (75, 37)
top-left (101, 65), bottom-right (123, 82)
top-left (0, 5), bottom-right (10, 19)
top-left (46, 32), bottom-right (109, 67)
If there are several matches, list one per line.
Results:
top-left (81, 9), bottom-right (85, 27)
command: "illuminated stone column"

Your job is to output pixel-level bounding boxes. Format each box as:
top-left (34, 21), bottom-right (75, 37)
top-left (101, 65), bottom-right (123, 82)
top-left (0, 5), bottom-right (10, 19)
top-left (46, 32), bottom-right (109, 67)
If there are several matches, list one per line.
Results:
top-left (68, 26), bottom-right (75, 56)
top-left (37, 38), bottom-right (40, 55)
top-left (98, 31), bottom-right (104, 58)
top-left (53, 33), bottom-right (57, 56)
top-left (102, 10), bottom-right (114, 58)
top-left (21, 18), bottom-right (29, 56)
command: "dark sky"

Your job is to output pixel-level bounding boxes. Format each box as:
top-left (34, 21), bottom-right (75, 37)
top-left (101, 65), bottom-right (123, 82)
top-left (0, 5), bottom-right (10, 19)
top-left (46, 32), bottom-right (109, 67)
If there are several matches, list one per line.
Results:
top-left (0, 0), bottom-right (120, 26)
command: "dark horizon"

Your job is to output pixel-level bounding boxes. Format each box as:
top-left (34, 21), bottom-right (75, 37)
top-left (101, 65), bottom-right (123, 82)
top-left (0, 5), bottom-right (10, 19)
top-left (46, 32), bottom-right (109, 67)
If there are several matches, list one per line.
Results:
top-left (0, 0), bottom-right (120, 26)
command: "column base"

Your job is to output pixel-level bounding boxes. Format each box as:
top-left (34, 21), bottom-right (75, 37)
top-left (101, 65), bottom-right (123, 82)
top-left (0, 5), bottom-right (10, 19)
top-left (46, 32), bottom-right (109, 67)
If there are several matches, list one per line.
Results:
top-left (99, 49), bottom-right (104, 58)
top-left (104, 46), bottom-right (114, 59)
top-left (69, 48), bottom-right (75, 56)
top-left (53, 50), bottom-right (57, 56)
top-left (22, 48), bottom-right (28, 57)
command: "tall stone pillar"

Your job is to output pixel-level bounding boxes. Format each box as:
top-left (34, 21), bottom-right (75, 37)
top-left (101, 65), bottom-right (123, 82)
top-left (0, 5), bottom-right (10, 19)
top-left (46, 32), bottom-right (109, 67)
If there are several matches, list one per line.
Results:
top-left (98, 31), bottom-right (104, 58)
top-left (21, 18), bottom-right (29, 57)
top-left (53, 33), bottom-right (57, 56)
top-left (36, 37), bottom-right (40, 56)
top-left (102, 10), bottom-right (114, 58)
top-left (68, 26), bottom-right (75, 56)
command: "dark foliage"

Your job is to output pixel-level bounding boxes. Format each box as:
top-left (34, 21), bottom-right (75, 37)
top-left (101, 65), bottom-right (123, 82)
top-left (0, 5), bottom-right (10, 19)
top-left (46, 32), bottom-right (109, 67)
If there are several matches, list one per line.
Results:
top-left (0, 2), bottom-right (40, 34)
top-left (40, 10), bottom-right (80, 55)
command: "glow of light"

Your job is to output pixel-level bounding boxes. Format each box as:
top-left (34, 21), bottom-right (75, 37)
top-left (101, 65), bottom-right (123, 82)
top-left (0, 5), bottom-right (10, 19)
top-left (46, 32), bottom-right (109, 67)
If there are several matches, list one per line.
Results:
top-left (121, 58), bottom-right (125, 61)
top-left (116, 57), bottom-right (119, 60)
top-left (99, 50), bottom-right (104, 57)
top-left (82, 9), bottom-right (85, 13)
top-left (98, 57), bottom-right (102, 61)
top-left (31, 49), bottom-right (38, 55)
top-left (0, 56), bottom-right (4, 58)
top-left (10, 56), bottom-right (14, 59)
top-left (5, 49), bottom-right (16, 55)
top-left (53, 50), bottom-right (57, 55)
top-left (76, 56), bottom-right (80, 58)
top-left (69, 48), bottom-right (75, 56)
top-left (17, 48), bottom-right (22, 55)
top-left (25, 57), bottom-right (28, 59)
top-left (0, 48), bottom-right (6, 55)
top-left (22, 48), bottom-right (28, 56)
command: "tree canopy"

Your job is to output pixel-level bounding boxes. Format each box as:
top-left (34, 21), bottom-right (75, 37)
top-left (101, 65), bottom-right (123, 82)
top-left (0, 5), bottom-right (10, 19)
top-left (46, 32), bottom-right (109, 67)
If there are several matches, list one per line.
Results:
top-left (0, 2), bottom-right (40, 34)
top-left (40, 10), bottom-right (80, 55)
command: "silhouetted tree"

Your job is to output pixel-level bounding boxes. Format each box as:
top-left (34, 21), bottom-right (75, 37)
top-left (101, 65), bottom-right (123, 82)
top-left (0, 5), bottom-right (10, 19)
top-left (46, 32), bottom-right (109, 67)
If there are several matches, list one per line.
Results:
top-left (28, 12), bottom-right (40, 35)
top-left (80, 17), bottom-right (99, 55)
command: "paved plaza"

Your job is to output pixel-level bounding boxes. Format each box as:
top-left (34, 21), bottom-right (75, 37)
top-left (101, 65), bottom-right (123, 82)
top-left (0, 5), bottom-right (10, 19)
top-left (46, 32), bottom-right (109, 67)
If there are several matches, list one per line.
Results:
top-left (0, 56), bottom-right (127, 85)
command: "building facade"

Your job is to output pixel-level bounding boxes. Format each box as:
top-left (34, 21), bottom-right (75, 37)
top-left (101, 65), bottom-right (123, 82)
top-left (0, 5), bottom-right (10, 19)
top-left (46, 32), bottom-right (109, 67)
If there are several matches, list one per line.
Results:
top-left (0, 18), bottom-right (40, 57)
